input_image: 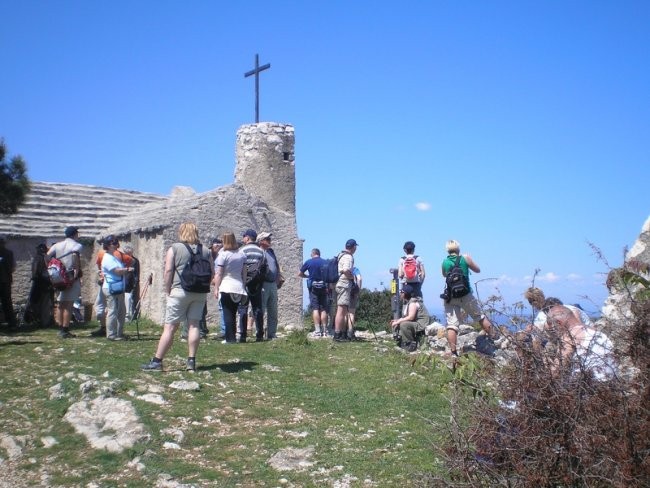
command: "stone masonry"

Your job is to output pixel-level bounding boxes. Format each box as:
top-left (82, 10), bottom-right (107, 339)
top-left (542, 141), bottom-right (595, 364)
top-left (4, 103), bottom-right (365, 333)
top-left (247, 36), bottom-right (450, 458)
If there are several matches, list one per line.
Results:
top-left (0, 123), bottom-right (303, 330)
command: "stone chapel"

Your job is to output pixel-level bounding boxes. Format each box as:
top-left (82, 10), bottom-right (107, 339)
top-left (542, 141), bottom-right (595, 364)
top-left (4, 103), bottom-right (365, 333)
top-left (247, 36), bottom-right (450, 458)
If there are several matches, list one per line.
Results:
top-left (0, 123), bottom-right (304, 329)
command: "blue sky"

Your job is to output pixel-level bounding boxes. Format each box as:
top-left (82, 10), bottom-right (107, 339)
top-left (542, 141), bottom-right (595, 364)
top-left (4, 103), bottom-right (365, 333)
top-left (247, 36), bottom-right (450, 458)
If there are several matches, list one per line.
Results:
top-left (2, 1), bottom-right (648, 317)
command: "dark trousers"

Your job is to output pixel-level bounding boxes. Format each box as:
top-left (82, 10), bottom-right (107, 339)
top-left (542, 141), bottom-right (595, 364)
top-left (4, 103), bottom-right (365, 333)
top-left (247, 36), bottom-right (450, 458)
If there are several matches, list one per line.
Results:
top-left (220, 293), bottom-right (240, 343)
top-left (0, 283), bottom-right (16, 328)
top-left (238, 291), bottom-right (264, 339)
top-left (29, 280), bottom-right (53, 327)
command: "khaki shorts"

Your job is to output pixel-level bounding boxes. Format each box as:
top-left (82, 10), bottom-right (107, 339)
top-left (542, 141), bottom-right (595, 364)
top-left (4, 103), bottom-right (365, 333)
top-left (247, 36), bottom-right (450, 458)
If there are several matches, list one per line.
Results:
top-left (164, 287), bottom-right (207, 325)
top-left (336, 285), bottom-right (352, 307)
top-left (57, 279), bottom-right (81, 303)
top-left (444, 293), bottom-right (484, 332)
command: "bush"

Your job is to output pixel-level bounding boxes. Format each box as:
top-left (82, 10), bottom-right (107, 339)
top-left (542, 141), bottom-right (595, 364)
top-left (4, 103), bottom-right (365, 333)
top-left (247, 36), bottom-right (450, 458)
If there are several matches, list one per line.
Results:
top-left (429, 265), bottom-right (650, 487)
top-left (356, 288), bottom-right (392, 332)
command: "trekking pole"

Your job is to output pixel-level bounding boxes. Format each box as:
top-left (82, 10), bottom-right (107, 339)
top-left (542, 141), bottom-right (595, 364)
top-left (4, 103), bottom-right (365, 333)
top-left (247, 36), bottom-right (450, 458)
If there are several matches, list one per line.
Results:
top-left (133, 273), bottom-right (152, 340)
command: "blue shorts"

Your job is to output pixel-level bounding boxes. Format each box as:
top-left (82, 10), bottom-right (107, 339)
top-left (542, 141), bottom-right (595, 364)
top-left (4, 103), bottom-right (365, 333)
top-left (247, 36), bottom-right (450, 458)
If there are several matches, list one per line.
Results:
top-left (309, 287), bottom-right (328, 311)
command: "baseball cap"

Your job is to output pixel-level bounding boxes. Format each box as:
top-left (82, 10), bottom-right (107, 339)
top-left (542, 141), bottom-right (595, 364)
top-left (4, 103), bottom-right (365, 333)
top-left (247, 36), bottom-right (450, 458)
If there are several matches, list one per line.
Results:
top-left (211, 237), bottom-right (223, 245)
top-left (257, 231), bottom-right (272, 243)
top-left (243, 229), bottom-right (257, 241)
top-left (64, 226), bottom-right (79, 238)
top-left (104, 235), bottom-right (119, 246)
top-left (345, 239), bottom-right (358, 248)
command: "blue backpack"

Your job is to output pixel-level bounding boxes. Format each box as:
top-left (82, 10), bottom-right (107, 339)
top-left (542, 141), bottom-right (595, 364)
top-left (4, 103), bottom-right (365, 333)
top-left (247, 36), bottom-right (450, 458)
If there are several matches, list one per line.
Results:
top-left (321, 254), bottom-right (341, 284)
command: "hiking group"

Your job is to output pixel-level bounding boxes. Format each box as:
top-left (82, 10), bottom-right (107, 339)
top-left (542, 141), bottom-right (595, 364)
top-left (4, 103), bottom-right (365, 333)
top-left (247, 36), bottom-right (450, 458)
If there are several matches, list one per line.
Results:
top-left (2, 226), bottom-right (613, 378)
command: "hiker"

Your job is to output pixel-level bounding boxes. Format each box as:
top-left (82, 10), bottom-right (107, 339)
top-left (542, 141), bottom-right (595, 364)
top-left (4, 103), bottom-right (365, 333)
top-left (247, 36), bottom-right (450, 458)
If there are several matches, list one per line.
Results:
top-left (441, 240), bottom-right (497, 357)
top-left (525, 287), bottom-right (592, 330)
top-left (90, 238), bottom-right (134, 337)
top-left (398, 241), bottom-right (425, 297)
top-left (101, 236), bottom-right (134, 341)
top-left (390, 284), bottom-right (430, 352)
top-left (258, 232), bottom-right (283, 340)
top-left (238, 229), bottom-right (266, 342)
top-left (347, 266), bottom-right (362, 340)
top-left (212, 232), bottom-right (247, 344)
top-left (47, 226), bottom-right (82, 338)
top-left (545, 305), bottom-right (617, 381)
top-left (122, 244), bottom-right (140, 322)
top-left (299, 248), bottom-right (329, 337)
top-left (0, 235), bottom-right (17, 331)
top-left (334, 239), bottom-right (358, 342)
top-left (182, 237), bottom-right (222, 341)
top-left (142, 222), bottom-right (214, 371)
top-left (28, 243), bottom-right (54, 327)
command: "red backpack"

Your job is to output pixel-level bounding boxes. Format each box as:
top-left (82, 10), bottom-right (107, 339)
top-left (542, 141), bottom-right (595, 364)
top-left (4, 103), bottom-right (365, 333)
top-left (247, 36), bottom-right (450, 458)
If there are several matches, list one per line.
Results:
top-left (47, 251), bottom-right (75, 290)
top-left (402, 255), bottom-right (419, 281)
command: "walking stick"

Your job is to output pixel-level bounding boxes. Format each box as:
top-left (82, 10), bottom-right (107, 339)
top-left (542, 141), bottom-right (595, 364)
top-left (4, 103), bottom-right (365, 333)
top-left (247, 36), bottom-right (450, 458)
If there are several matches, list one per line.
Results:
top-left (132, 273), bottom-right (152, 340)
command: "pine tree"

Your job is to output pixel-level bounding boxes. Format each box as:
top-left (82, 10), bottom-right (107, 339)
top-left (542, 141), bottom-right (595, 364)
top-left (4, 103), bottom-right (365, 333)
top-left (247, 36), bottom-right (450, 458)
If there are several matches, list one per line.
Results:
top-left (0, 138), bottom-right (30, 215)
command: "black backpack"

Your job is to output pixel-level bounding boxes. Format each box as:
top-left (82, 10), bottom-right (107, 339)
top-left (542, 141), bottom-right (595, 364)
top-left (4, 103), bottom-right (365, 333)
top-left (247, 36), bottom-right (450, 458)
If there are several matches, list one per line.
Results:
top-left (445, 256), bottom-right (470, 300)
top-left (179, 244), bottom-right (212, 293)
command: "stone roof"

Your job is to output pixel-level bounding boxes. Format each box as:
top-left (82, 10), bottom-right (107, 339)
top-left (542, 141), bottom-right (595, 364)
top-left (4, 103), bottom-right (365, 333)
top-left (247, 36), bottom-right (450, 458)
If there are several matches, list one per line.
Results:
top-left (0, 181), bottom-right (168, 239)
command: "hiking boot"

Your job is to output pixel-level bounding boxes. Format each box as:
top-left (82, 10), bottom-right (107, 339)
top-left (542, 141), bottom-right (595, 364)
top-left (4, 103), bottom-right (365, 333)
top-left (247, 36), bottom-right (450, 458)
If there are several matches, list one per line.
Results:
top-left (186, 358), bottom-right (196, 371)
top-left (238, 336), bottom-right (247, 343)
top-left (333, 331), bottom-right (346, 342)
top-left (404, 341), bottom-right (418, 353)
top-left (90, 328), bottom-right (106, 337)
top-left (319, 326), bottom-right (325, 337)
top-left (59, 329), bottom-right (76, 338)
top-left (348, 331), bottom-right (360, 341)
top-left (141, 359), bottom-right (163, 371)
top-left (255, 336), bottom-right (264, 342)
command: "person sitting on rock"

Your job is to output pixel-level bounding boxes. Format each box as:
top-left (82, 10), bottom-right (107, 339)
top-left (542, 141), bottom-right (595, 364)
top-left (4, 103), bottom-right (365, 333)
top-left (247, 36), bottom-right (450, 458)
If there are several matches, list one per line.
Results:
top-left (545, 305), bottom-right (617, 381)
top-left (390, 284), bottom-right (430, 352)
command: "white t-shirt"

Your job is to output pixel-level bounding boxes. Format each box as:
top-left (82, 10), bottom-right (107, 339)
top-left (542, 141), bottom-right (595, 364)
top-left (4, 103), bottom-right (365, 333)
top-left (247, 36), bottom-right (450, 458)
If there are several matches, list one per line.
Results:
top-left (573, 329), bottom-right (617, 381)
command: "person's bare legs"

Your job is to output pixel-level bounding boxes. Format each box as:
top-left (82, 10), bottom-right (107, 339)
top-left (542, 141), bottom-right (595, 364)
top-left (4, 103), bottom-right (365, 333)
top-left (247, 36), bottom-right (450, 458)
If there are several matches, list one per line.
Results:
top-left (154, 323), bottom-right (179, 359)
top-left (335, 305), bottom-right (348, 333)
top-left (187, 322), bottom-right (200, 358)
top-left (447, 328), bottom-right (458, 354)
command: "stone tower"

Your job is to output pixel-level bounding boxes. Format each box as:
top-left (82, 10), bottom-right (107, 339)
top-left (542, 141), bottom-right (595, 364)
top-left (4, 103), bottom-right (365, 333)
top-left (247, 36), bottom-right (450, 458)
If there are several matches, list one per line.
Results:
top-left (234, 123), bottom-right (295, 214)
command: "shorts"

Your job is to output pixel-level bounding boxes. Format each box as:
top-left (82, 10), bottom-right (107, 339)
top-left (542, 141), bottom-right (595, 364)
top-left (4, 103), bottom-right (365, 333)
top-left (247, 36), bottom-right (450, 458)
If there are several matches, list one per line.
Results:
top-left (336, 284), bottom-right (352, 307)
top-left (57, 279), bottom-right (81, 303)
top-left (444, 293), bottom-right (484, 332)
top-left (164, 287), bottom-right (207, 325)
top-left (309, 287), bottom-right (328, 311)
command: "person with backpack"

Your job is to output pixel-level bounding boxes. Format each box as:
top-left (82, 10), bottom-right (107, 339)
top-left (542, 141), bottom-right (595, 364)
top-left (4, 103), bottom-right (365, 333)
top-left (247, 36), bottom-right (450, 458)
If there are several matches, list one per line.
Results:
top-left (299, 248), bottom-right (328, 337)
top-left (441, 240), bottom-right (497, 357)
top-left (211, 232), bottom-right (247, 344)
top-left (47, 226), bottom-right (83, 338)
top-left (142, 222), bottom-right (214, 372)
top-left (390, 284), bottom-right (430, 352)
top-left (257, 232), bottom-right (282, 340)
top-left (101, 236), bottom-right (134, 341)
top-left (334, 239), bottom-right (358, 342)
top-left (398, 241), bottom-right (425, 298)
top-left (238, 229), bottom-right (266, 342)
top-left (28, 243), bottom-right (54, 327)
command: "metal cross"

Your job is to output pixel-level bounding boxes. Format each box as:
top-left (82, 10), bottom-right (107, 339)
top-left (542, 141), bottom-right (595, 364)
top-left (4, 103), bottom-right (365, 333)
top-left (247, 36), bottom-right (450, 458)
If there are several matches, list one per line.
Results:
top-left (244, 54), bottom-right (271, 123)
